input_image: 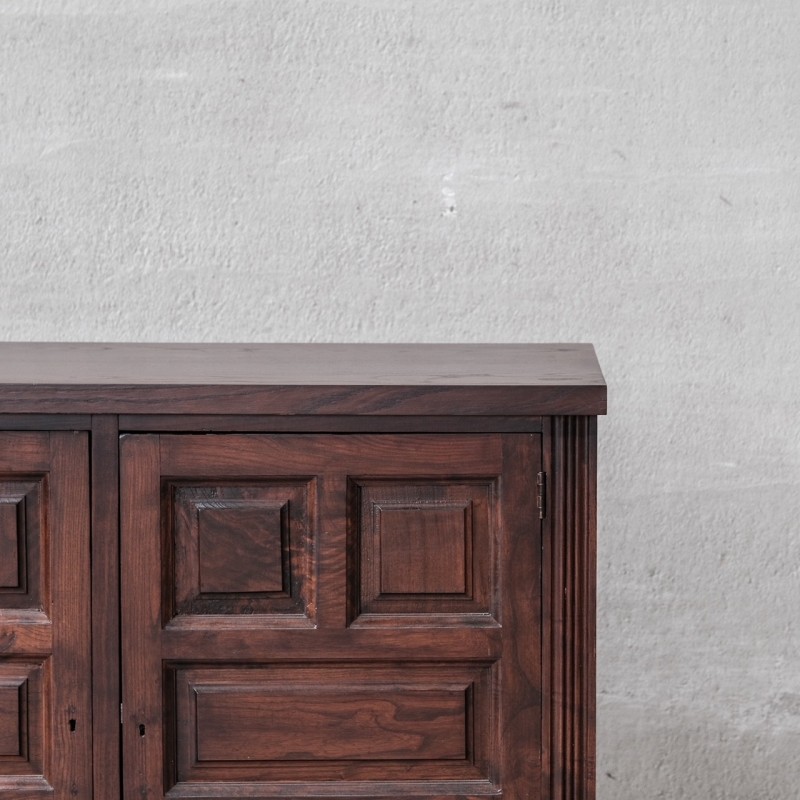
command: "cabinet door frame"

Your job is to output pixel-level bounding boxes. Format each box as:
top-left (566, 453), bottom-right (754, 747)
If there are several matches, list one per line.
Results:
top-left (120, 432), bottom-right (543, 800)
top-left (0, 431), bottom-right (92, 800)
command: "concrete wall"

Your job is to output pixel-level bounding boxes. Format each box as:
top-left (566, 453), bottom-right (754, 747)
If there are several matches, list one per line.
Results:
top-left (2, 1), bottom-right (799, 796)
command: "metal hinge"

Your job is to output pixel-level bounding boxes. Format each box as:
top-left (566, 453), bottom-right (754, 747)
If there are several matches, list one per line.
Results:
top-left (120, 704), bottom-right (124, 725)
top-left (537, 471), bottom-right (547, 519)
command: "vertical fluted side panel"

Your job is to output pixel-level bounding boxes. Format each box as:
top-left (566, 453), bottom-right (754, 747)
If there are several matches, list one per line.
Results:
top-left (543, 416), bottom-right (597, 800)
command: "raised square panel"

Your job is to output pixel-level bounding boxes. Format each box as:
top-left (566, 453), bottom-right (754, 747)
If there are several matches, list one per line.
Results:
top-left (351, 481), bottom-right (496, 622)
top-left (167, 482), bottom-right (312, 621)
top-left (169, 664), bottom-right (493, 785)
top-left (0, 481), bottom-right (44, 610)
top-left (198, 504), bottom-right (286, 594)
top-left (379, 506), bottom-right (468, 595)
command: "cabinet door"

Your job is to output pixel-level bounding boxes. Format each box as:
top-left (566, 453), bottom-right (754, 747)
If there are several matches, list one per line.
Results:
top-left (0, 433), bottom-right (92, 799)
top-left (121, 434), bottom-right (541, 800)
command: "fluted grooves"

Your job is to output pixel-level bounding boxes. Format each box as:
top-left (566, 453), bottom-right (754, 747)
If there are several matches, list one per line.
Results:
top-left (545, 416), bottom-right (597, 800)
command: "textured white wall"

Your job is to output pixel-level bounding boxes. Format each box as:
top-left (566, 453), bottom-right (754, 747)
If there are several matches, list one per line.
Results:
top-left (2, 1), bottom-right (799, 796)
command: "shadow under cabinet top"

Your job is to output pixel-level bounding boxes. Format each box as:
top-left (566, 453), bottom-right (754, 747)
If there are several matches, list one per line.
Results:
top-left (0, 342), bottom-right (606, 416)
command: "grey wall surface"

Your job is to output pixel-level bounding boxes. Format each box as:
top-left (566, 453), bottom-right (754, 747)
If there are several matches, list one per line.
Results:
top-left (2, 1), bottom-right (799, 797)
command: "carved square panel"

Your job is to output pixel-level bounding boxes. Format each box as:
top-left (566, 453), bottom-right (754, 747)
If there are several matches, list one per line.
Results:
top-left (167, 482), bottom-right (312, 621)
top-left (0, 663), bottom-right (44, 775)
top-left (198, 504), bottom-right (286, 594)
top-left (379, 506), bottom-right (468, 595)
top-left (0, 481), bottom-right (45, 611)
top-left (350, 480), bottom-right (496, 623)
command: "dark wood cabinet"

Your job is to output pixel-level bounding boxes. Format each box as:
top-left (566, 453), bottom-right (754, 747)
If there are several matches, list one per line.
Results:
top-left (0, 344), bottom-right (605, 800)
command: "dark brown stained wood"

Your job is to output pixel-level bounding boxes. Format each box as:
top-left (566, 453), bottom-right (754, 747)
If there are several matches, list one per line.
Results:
top-left (354, 482), bottom-right (493, 620)
top-left (120, 435), bottom-right (164, 800)
top-left (0, 480), bottom-right (42, 607)
top-left (0, 433), bottom-right (92, 798)
top-left (168, 483), bottom-right (312, 621)
top-left (542, 417), bottom-right (597, 800)
top-left (173, 665), bottom-right (485, 773)
top-left (0, 343), bottom-right (606, 415)
top-left (0, 662), bottom-right (43, 772)
top-left (0, 434), bottom-right (52, 472)
top-left (90, 415), bottom-right (122, 800)
top-left (0, 501), bottom-right (21, 588)
top-left (0, 344), bottom-right (602, 800)
top-left (159, 627), bottom-right (503, 662)
top-left (159, 433), bottom-right (505, 477)
top-left (0, 622), bottom-right (52, 656)
top-left (196, 688), bottom-right (465, 760)
top-left (198, 505), bottom-right (285, 593)
top-left (121, 433), bottom-right (541, 799)
top-left (118, 414), bottom-right (544, 433)
top-left (164, 780), bottom-right (501, 799)
top-left (0, 672), bottom-right (24, 756)
top-left (498, 433), bottom-right (543, 798)
top-left (379, 506), bottom-right (467, 594)
top-left (0, 414), bottom-right (91, 430)
top-left (49, 433), bottom-right (93, 799)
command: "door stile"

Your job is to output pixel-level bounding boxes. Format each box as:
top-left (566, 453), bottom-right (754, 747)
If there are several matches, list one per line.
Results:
top-left (90, 415), bottom-right (122, 800)
top-left (49, 432), bottom-right (93, 800)
top-left (120, 435), bottom-right (164, 800)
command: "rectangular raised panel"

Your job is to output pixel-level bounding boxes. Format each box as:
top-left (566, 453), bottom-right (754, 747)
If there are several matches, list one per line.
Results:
top-left (198, 503), bottom-right (286, 594)
top-left (0, 679), bottom-right (22, 756)
top-left (0, 481), bottom-right (43, 605)
top-left (168, 482), bottom-right (311, 620)
top-left (379, 506), bottom-right (468, 595)
top-left (195, 687), bottom-right (466, 762)
top-left (0, 501), bottom-right (21, 588)
top-left (0, 662), bottom-right (44, 773)
top-left (0, 504), bottom-right (24, 589)
top-left (354, 481), bottom-right (494, 620)
top-left (170, 664), bottom-right (491, 785)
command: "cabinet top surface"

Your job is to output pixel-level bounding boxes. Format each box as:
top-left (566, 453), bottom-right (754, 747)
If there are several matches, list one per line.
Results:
top-left (0, 343), bottom-right (606, 415)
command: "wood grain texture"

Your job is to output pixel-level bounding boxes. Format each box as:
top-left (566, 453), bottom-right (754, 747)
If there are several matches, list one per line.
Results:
top-left (0, 432), bottom-right (92, 798)
top-left (0, 501), bottom-right (21, 588)
top-left (121, 433), bottom-right (541, 799)
top-left (0, 662), bottom-right (43, 773)
top-left (118, 415), bottom-right (544, 433)
top-left (354, 482), bottom-right (493, 619)
top-left (120, 435), bottom-right (164, 800)
top-left (49, 432), bottom-right (93, 800)
top-left (0, 480), bottom-right (42, 608)
top-left (0, 671), bottom-right (25, 757)
top-left (164, 780), bottom-right (501, 799)
top-left (168, 482), bottom-right (311, 620)
top-left (173, 665), bottom-right (486, 776)
top-left (0, 343), bottom-right (606, 415)
top-left (0, 344), bottom-right (602, 800)
top-left (90, 416), bottom-right (122, 800)
top-left (542, 417), bottom-right (597, 800)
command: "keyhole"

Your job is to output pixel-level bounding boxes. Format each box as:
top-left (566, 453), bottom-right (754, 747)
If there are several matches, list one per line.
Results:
top-left (69, 719), bottom-right (76, 732)
top-left (138, 724), bottom-right (146, 737)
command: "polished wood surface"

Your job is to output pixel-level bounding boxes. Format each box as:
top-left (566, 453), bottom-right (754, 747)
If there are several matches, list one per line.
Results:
top-left (0, 433), bottom-right (92, 799)
top-left (0, 343), bottom-right (606, 415)
top-left (0, 343), bottom-right (602, 800)
top-left (121, 433), bottom-right (541, 798)
top-left (542, 417), bottom-right (597, 800)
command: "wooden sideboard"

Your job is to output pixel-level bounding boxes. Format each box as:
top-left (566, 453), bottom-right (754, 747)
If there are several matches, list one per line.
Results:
top-left (0, 343), bottom-right (605, 800)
